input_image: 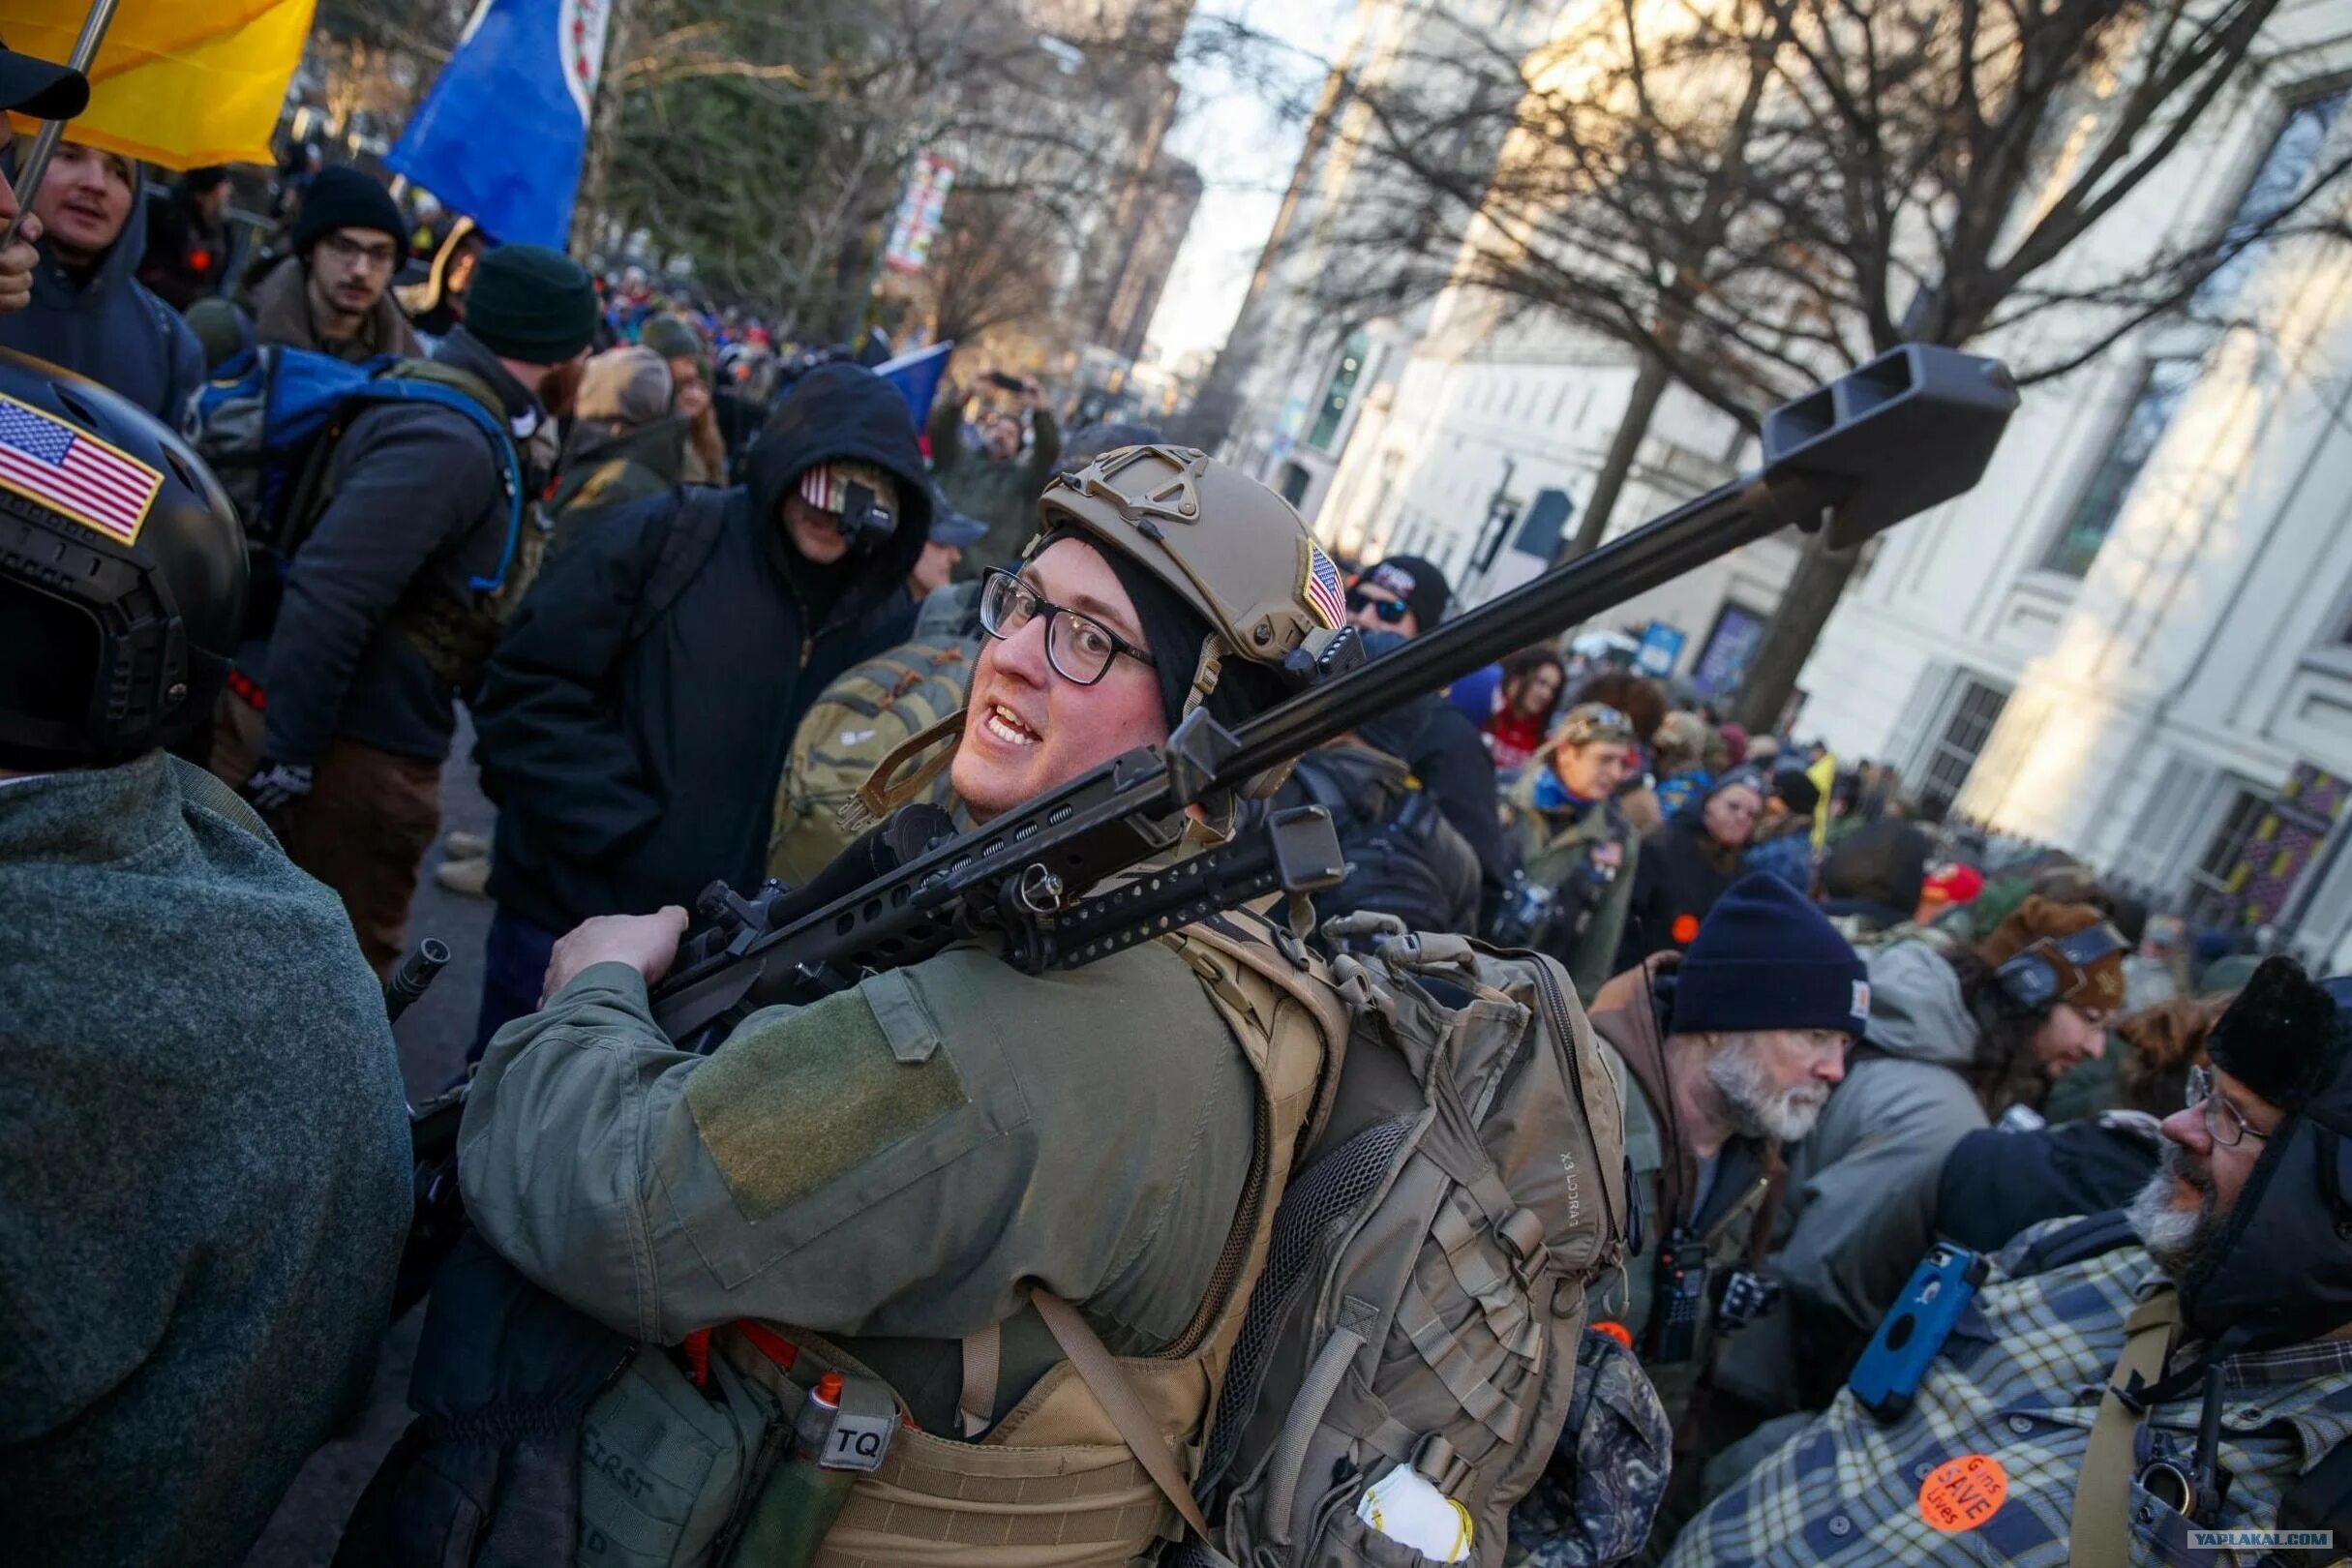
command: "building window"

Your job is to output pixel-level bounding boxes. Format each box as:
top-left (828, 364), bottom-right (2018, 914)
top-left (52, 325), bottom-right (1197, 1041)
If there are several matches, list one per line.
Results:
top-left (2041, 358), bottom-right (2199, 578)
top-left (1308, 329), bottom-right (1370, 452)
top-left (2181, 786), bottom-right (2279, 927)
top-left (2197, 88), bottom-right (2351, 310)
top-left (1278, 461), bottom-right (1311, 508)
top-left (1917, 677), bottom-right (2009, 820)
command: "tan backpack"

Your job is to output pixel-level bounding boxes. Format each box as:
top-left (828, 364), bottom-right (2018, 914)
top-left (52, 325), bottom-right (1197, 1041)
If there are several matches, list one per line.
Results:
top-left (1170, 920), bottom-right (1631, 1567)
top-left (767, 636), bottom-right (979, 887)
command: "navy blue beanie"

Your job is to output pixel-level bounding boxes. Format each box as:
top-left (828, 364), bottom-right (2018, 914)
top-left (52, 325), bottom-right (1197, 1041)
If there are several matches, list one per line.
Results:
top-left (1672, 873), bottom-right (1871, 1039)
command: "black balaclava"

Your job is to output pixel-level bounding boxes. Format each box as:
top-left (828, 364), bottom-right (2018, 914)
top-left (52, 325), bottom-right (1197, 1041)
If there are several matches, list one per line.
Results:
top-left (1031, 527), bottom-right (1281, 734)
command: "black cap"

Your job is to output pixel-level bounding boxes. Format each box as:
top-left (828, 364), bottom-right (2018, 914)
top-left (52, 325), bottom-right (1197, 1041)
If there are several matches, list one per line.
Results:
top-left (0, 45), bottom-right (86, 120)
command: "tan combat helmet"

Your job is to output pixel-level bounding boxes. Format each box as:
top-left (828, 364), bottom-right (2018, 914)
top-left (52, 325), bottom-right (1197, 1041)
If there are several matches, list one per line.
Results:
top-left (852, 445), bottom-right (1342, 826)
top-left (1032, 443), bottom-right (1345, 717)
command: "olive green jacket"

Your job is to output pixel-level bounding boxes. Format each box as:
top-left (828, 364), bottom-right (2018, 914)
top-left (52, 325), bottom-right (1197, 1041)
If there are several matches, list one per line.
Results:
top-left (1586, 967), bottom-right (1781, 1429)
top-left (1501, 766), bottom-right (1640, 1000)
top-left (458, 939), bottom-right (1255, 1432)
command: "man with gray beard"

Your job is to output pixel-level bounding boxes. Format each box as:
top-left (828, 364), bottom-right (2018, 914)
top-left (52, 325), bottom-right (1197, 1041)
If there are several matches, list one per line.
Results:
top-left (1662, 956), bottom-right (2352, 1568)
top-left (1548, 873), bottom-right (1868, 1564)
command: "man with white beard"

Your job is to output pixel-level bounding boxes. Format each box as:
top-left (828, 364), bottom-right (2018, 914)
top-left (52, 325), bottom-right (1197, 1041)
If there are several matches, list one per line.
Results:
top-left (1662, 955), bottom-right (2352, 1568)
top-left (1577, 875), bottom-right (1869, 1467)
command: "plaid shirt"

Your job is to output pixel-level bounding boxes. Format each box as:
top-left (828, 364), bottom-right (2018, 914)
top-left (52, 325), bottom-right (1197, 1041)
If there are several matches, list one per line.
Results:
top-left (1664, 1221), bottom-right (2352, 1567)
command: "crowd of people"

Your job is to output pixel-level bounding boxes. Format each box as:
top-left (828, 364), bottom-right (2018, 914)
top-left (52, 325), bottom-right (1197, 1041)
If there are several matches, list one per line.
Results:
top-left (2, 44), bottom-right (2349, 1568)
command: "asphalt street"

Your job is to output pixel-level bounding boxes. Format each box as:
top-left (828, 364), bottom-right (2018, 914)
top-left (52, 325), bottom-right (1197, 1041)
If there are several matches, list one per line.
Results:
top-left (241, 716), bottom-right (498, 1568)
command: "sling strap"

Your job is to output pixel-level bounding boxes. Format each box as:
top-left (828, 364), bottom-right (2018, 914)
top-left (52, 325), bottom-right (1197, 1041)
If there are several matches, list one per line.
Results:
top-left (1033, 1289), bottom-right (1214, 1541)
top-left (2068, 1284), bottom-right (2180, 1567)
top-left (957, 1323), bottom-right (1001, 1439)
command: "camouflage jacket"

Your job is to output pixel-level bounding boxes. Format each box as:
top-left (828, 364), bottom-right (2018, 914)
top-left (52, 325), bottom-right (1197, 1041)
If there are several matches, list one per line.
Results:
top-left (1662, 1221), bottom-right (2352, 1568)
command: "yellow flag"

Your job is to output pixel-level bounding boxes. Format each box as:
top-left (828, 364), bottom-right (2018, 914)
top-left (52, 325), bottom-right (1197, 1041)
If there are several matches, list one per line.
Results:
top-left (0, 1), bottom-right (317, 169)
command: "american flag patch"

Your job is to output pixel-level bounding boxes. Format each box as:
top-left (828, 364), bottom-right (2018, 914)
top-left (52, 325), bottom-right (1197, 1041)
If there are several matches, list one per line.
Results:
top-left (0, 394), bottom-right (163, 546)
top-left (799, 463), bottom-right (846, 512)
top-left (1301, 539), bottom-right (1346, 629)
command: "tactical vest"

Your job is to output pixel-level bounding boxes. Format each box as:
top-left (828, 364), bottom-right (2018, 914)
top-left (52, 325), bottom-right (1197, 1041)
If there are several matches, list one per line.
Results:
top-left (364, 362), bottom-right (546, 692)
top-left (575, 915), bottom-right (1347, 1568)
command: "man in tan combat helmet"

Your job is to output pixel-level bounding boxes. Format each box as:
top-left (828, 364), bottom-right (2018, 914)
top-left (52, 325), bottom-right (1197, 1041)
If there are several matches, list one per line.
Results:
top-left (445, 445), bottom-right (1353, 1565)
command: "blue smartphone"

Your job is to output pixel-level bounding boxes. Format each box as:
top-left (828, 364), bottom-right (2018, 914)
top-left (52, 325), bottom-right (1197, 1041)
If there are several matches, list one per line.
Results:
top-left (1848, 1242), bottom-right (1989, 1421)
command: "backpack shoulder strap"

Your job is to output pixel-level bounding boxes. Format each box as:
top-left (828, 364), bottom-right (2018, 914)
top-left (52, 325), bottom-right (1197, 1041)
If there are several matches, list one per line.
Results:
top-left (2067, 1284), bottom-right (2180, 1568)
top-left (1032, 1290), bottom-right (1218, 1543)
top-left (629, 487), bottom-right (734, 642)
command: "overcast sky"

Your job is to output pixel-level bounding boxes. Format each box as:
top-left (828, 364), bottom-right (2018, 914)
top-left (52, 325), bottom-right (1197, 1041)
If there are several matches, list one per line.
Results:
top-left (1141, 0), bottom-right (1354, 366)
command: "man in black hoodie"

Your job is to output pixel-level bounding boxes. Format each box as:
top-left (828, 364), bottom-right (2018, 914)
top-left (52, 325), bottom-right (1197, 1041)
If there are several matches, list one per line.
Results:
top-left (467, 361), bottom-right (931, 1054)
top-left (208, 244), bottom-right (600, 978)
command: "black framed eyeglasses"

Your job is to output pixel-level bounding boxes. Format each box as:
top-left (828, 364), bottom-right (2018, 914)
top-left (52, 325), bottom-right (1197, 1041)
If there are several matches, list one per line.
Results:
top-left (1346, 587), bottom-right (1411, 623)
top-left (2186, 1064), bottom-right (2269, 1148)
top-left (978, 568), bottom-right (1157, 686)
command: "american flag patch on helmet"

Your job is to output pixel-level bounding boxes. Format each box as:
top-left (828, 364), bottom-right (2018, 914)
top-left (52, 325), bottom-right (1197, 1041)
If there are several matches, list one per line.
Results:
top-left (1301, 539), bottom-right (1345, 629)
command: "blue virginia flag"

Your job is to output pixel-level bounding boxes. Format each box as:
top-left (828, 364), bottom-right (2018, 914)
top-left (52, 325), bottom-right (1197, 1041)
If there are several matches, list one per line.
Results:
top-left (386, 0), bottom-right (613, 250)
top-left (873, 341), bottom-right (955, 430)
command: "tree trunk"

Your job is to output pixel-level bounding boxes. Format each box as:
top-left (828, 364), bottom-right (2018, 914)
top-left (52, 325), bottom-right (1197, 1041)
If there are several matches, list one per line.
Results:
top-left (1557, 347), bottom-right (1670, 563)
top-left (1731, 526), bottom-right (1859, 734)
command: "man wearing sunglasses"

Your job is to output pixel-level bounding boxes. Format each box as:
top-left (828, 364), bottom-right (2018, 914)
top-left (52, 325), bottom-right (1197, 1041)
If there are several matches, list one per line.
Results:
top-left (1342, 553), bottom-right (1517, 922)
top-left (1667, 957), bottom-right (2352, 1568)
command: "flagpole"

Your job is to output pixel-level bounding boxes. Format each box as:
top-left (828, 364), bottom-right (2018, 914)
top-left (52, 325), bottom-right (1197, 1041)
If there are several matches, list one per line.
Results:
top-left (3, 0), bottom-right (122, 249)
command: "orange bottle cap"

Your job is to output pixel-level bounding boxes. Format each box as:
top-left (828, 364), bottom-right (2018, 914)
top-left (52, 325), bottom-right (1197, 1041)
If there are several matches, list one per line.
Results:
top-left (814, 1370), bottom-right (844, 1404)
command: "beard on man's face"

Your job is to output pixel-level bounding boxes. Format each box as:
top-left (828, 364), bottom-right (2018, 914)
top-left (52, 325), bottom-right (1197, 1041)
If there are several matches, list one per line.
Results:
top-left (1705, 1039), bottom-right (1831, 1144)
top-left (2128, 1139), bottom-right (2221, 1277)
top-left (537, 357), bottom-right (587, 419)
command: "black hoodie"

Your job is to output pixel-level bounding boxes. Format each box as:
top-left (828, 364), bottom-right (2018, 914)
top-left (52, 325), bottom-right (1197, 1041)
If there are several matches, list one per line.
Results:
top-left (474, 363), bottom-right (931, 933)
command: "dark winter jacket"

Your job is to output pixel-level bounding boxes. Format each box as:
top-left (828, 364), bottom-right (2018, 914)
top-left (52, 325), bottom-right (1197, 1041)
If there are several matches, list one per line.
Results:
top-left (0, 166), bottom-right (203, 423)
top-left (136, 185), bottom-right (229, 311)
top-left (0, 754), bottom-right (410, 1568)
top-left (474, 362), bottom-right (932, 935)
top-left (257, 328), bottom-right (545, 766)
top-left (1281, 733), bottom-right (1481, 937)
top-left (1932, 1115), bottom-right (2165, 1257)
top-left (1616, 813), bottom-right (1746, 969)
top-left (1743, 812), bottom-right (1817, 893)
top-left (926, 391), bottom-right (1062, 571)
top-left (546, 413), bottom-right (687, 530)
top-left (1409, 699), bottom-right (1516, 920)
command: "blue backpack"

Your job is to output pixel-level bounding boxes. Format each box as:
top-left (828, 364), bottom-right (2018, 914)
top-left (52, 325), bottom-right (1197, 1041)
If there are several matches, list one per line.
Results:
top-left (183, 345), bottom-right (525, 630)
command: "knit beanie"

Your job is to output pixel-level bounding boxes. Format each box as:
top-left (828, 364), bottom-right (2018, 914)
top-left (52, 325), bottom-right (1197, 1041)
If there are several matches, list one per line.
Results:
top-left (1032, 525), bottom-right (1280, 734)
top-left (2206, 956), bottom-right (2345, 1119)
top-left (575, 346), bottom-right (674, 428)
top-left (1771, 767), bottom-right (1822, 817)
top-left (1671, 872), bottom-right (1872, 1039)
top-left (1975, 895), bottom-right (2127, 1012)
top-left (1359, 556), bottom-right (1450, 629)
top-left (1820, 819), bottom-right (1932, 912)
top-left (292, 166), bottom-right (407, 254)
top-left (639, 314), bottom-right (705, 365)
top-left (464, 244), bottom-right (599, 365)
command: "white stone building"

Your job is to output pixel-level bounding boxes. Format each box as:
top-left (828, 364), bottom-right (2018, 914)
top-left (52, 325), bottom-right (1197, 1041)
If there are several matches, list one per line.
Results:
top-left (1794, 49), bottom-right (2352, 969)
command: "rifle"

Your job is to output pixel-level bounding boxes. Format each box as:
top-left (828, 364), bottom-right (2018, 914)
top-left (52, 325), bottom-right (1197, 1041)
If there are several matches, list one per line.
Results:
top-left (651, 344), bottom-right (2017, 1042)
